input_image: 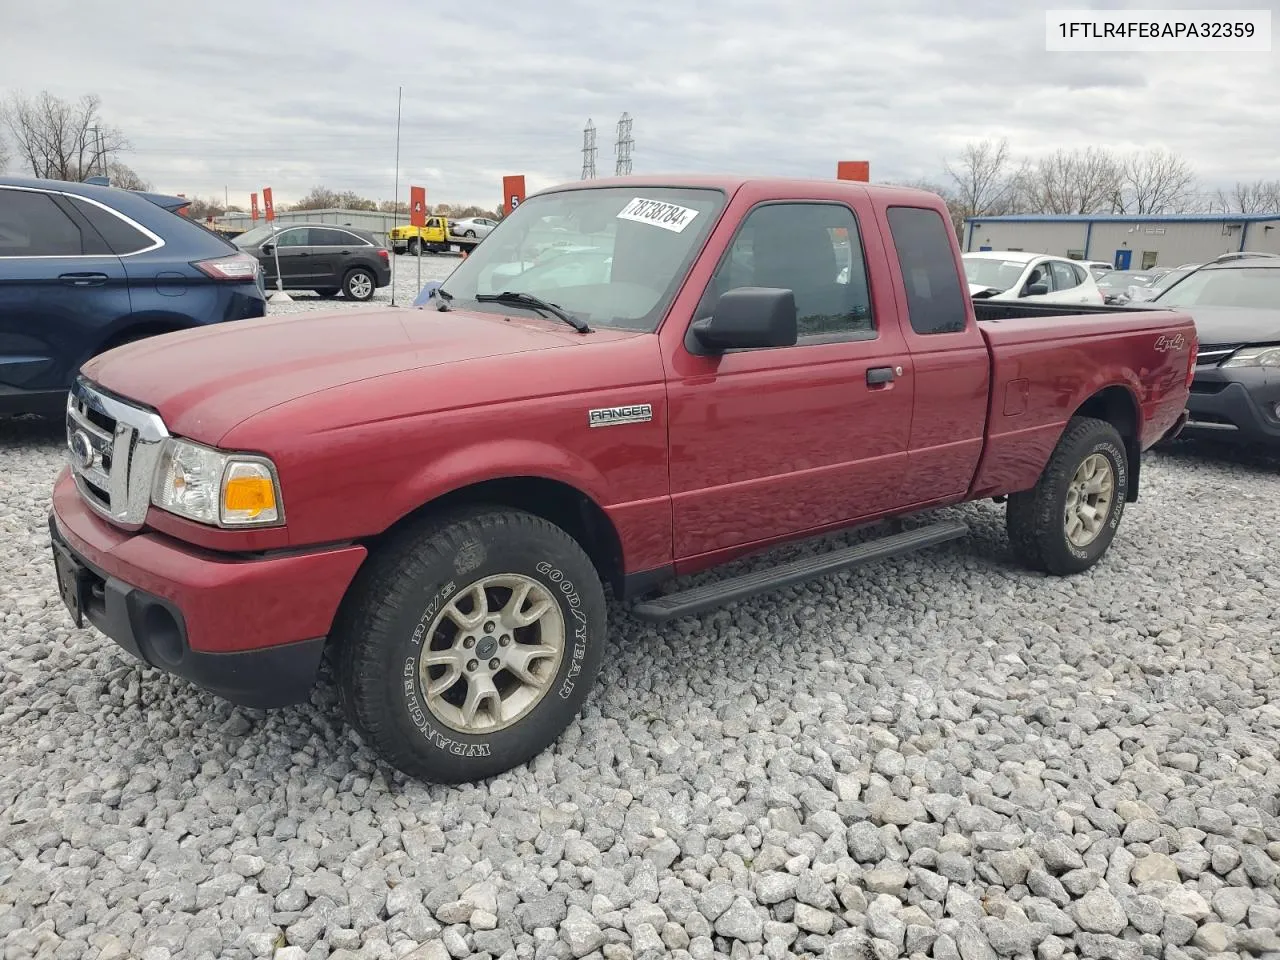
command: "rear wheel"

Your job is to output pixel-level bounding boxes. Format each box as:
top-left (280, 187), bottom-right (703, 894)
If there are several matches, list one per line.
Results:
top-left (407, 238), bottom-right (420, 255)
top-left (343, 267), bottom-right (376, 301)
top-left (463, 230), bottom-right (477, 238)
top-left (335, 507), bottom-right (606, 783)
top-left (1006, 416), bottom-right (1128, 575)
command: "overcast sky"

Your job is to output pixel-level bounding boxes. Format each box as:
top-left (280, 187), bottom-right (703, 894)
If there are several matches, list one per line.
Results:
top-left (2, 0), bottom-right (1277, 208)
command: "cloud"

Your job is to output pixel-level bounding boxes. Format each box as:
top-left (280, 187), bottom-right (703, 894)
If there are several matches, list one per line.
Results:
top-left (1, 0), bottom-right (1276, 206)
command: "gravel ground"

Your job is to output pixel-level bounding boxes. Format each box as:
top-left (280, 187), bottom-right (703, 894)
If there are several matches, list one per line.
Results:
top-left (1, 278), bottom-right (1278, 960)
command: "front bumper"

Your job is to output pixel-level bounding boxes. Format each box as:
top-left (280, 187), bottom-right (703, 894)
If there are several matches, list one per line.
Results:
top-left (1185, 371), bottom-right (1280, 445)
top-left (49, 469), bottom-right (367, 709)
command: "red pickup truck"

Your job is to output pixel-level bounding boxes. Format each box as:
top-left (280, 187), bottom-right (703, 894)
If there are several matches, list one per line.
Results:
top-left (49, 176), bottom-right (1196, 783)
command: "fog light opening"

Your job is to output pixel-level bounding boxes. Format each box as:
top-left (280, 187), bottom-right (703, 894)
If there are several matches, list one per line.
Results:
top-left (140, 603), bottom-right (184, 667)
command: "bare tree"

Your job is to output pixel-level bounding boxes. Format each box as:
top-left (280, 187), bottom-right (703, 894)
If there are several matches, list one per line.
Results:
top-left (1016, 148), bottom-right (1122, 215)
top-left (2, 90), bottom-right (128, 181)
top-left (106, 161), bottom-right (150, 191)
top-left (1212, 179), bottom-right (1280, 214)
top-left (378, 198), bottom-right (409, 214)
top-left (1113, 148), bottom-right (1197, 215)
top-left (0, 132), bottom-right (9, 173)
top-left (943, 139), bottom-right (1021, 221)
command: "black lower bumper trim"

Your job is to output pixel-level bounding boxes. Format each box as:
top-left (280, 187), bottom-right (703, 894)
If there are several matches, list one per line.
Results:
top-left (49, 513), bottom-right (323, 709)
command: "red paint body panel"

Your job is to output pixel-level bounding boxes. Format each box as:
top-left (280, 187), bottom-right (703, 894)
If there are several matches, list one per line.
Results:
top-left (53, 175), bottom-right (1196, 661)
top-left (970, 309), bottom-right (1195, 497)
top-left (52, 468), bottom-right (367, 653)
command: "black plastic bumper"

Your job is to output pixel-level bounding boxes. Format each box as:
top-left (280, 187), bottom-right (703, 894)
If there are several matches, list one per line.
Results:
top-left (48, 514), bottom-right (324, 709)
top-left (1185, 377), bottom-right (1280, 445)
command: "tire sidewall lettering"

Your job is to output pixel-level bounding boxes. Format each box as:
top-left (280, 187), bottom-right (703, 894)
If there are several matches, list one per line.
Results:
top-left (399, 578), bottom-right (492, 758)
top-left (1063, 439), bottom-right (1126, 561)
top-left (536, 560), bottom-right (590, 700)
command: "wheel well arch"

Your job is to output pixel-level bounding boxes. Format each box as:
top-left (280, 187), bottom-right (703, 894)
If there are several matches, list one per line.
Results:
top-left (1071, 384), bottom-right (1141, 501)
top-left (372, 476), bottom-right (626, 595)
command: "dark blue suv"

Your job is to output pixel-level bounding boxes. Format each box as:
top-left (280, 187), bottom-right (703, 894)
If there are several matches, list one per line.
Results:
top-left (0, 177), bottom-right (267, 415)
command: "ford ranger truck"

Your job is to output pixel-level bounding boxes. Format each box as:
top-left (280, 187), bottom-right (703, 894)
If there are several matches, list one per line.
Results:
top-left (49, 177), bottom-right (1196, 784)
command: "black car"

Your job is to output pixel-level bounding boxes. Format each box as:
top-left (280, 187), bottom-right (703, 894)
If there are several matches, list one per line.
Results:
top-left (1151, 258), bottom-right (1280, 445)
top-left (233, 223), bottom-right (392, 301)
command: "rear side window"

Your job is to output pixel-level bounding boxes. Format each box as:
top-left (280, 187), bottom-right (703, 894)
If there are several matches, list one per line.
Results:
top-left (0, 189), bottom-right (85, 256)
top-left (886, 206), bottom-right (967, 335)
top-left (312, 228), bottom-right (360, 246)
top-left (68, 197), bottom-right (155, 255)
top-left (1050, 260), bottom-right (1079, 291)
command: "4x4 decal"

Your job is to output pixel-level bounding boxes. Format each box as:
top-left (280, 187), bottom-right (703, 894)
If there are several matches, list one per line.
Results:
top-left (1154, 333), bottom-right (1186, 352)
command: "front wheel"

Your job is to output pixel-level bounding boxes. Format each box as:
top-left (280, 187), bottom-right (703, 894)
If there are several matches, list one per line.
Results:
top-left (463, 230), bottom-right (476, 238)
top-left (1006, 416), bottom-right (1128, 575)
top-left (334, 508), bottom-right (607, 783)
top-left (343, 267), bottom-right (376, 301)
top-left (407, 238), bottom-right (420, 255)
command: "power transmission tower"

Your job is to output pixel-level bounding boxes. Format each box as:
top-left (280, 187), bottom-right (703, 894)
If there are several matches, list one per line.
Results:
top-left (580, 120), bottom-right (597, 180)
top-left (614, 112), bottom-right (633, 176)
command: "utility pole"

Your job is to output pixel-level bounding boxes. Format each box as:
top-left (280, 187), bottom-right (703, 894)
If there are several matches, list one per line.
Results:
top-left (614, 113), bottom-right (633, 176)
top-left (581, 120), bottom-right (597, 180)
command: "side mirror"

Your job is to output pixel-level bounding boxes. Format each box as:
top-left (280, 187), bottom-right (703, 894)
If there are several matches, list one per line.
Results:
top-left (689, 287), bottom-right (798, 353)
top-left (1025, 282), bottom-right (1049, 296)
top-left (261, 243), bottom-right (275, 255)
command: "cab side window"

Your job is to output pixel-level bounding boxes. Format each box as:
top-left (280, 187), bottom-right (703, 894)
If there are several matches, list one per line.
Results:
top-left (886, 206), bottom-right (968, 334)
top-left (700, 202), bottom-right (874, 342)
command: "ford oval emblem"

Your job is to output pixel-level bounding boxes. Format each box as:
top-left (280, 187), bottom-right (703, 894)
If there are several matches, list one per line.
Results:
top-left (70, 430), bottom-right (95, 470)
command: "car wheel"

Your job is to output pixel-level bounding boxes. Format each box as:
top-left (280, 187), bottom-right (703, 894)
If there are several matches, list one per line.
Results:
top-left (343, 268), bottom-right (376, 301)
top-left (1006, 416), bottom-right (1128, 575)
top-left (408, 238), bottom-right (420, 255)
top-left (334, 507), bottom-right (606, 783)
top-left (464, 230), bottom-right (476, 238)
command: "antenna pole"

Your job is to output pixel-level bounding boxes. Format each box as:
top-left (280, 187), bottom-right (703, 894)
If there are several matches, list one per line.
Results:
top-left (391, 85), bottom-right (402, 306)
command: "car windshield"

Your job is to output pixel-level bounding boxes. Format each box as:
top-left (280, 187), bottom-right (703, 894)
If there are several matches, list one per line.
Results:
top-left (232, 224), bottom-right (277, 247)
top-left (963, 257), bottom-right (1026, 291)
top-left (1154, 266), bottom-right (1280, 310)
top-left (437, 186), bottom-right (725, 331)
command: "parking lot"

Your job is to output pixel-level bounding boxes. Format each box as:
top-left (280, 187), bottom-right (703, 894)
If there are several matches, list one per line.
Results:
top-left (2, 254), bottom-right (1279, 960)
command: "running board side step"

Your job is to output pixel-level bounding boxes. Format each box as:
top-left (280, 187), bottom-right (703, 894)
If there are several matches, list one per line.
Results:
top-left (631, 519), bottom-right (970, 623)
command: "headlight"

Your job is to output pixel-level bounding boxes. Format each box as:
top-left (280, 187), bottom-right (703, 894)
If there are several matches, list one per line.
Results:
top-left (1221, 346), bottom-right (1280, 368)
top-left (151, 438), bottom-right (283, 527)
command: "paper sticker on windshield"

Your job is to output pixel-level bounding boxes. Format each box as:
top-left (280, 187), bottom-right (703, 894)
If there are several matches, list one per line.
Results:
top-left (616, 198), bottom-right (699, 233)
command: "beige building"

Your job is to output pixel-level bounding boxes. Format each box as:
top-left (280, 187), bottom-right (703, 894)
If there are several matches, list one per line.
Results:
top-left (962, 213), bottom-right (1280, 271)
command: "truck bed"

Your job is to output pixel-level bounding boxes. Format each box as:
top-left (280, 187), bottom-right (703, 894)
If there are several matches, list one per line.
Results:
top-left (972, 300), bottom-right (1158, 322)
top-left (968, 302), bottom-right (1196, 498)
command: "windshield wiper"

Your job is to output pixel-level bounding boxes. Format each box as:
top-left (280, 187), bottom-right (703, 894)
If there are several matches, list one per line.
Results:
top-left (475, 291), bottom-right (591, 333)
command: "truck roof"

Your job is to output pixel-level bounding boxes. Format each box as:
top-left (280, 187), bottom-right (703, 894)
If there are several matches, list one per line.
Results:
top-left (535, 174), bottom-right (944, 205)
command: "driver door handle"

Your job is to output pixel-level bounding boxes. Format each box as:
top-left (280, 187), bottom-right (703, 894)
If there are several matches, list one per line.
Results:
top-left (867, 366), bottom-right (896, 386)
top-left (60, 273), bottom-right (108, 287)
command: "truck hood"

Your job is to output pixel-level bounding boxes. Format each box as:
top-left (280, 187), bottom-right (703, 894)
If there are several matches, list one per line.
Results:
top-left (82, 308), bottom-right (589, 442)
top-left (1175, 305), bottom-right (1280, 345)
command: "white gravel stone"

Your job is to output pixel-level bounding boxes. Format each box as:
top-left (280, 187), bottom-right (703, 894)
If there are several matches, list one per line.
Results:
top-left (3, 390), bottom-right (1280, 960)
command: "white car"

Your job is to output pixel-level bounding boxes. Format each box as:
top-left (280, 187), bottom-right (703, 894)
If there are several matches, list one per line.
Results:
top-left (1082, 260), bottom-right (1115, 278)
top-left (450, 217), bottom-right (497, 239)
top-left (962, 251), bottom-right (1105, 305)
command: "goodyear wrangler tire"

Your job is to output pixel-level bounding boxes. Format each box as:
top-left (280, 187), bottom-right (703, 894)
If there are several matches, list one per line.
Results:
top-left (1006, 416), bottom-right (1128, 576)
top-left (334, 507), bottom-right (606, 783)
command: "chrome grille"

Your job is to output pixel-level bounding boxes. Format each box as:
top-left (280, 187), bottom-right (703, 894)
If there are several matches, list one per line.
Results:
top-left (1196, 343), bottom-right (1242, 366)
top-left (66, 377), bottom-right (169, 530)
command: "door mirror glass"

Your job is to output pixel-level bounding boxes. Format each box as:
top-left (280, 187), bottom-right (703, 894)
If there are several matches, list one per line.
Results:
top-left (261, 242), bottom-right (275, 255)
top-left (1025, 282), bottom-right (1049, 296)
top-left (691, 286), bottom-right (798, 353)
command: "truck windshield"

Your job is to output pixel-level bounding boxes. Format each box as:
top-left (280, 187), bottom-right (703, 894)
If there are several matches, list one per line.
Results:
top-left (436, 186), bottom-right (725, 331)
top-left (1154, 266), bottom-right (1280, 310)
top-left (962, 257), bottom-right (1027, 292)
